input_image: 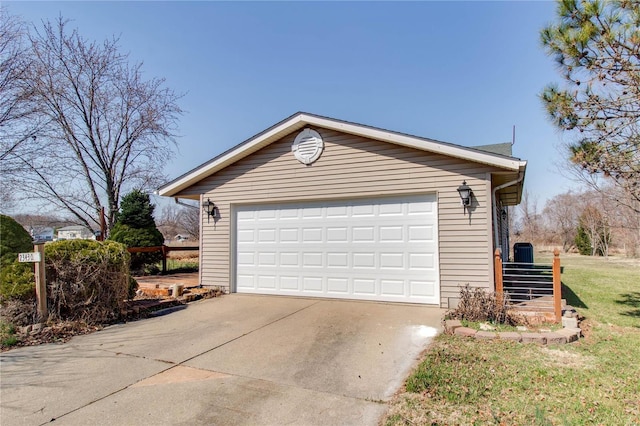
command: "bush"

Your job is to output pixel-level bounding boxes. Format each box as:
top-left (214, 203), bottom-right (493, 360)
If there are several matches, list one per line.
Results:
top-left (0, 262), bottom-right (35, 301)
top-left (0, 299), bottom-right (37, 327)
top-left (0, 215), bottom-right (36, 302)
top-left (0, 214), bottom-right (33, 266)
top-left (109, 223), bottom-right (164, 272)
top-left (448, 285), bottom-right (520, 326)
top-left (0, 320), bottom-right (18, 348)
top-left (45, 240), bottom-right (132, 323)
top-left (128, 276), bottom-right (139, 300)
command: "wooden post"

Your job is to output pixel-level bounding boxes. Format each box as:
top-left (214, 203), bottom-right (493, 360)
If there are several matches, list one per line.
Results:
top-left (553, 248), bottom-right (562, 323)
top-left (34, 243), bottom-right (47, 322)
top-left (494, 248), bottom-right (503, 295)
top-left (161, 245), bottom-right (167, 275)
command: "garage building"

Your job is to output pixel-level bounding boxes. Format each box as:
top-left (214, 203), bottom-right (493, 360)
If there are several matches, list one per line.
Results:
top-left (158, 112), bottom-right (527, 308)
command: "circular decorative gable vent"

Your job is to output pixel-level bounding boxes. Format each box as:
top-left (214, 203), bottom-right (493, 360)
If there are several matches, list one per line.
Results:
top-left (292, 128), bottom-right (324, 165)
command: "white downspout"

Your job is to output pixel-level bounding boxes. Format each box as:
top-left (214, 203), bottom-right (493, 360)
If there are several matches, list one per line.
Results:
top-left (492, 171), bottom-right (525, 258)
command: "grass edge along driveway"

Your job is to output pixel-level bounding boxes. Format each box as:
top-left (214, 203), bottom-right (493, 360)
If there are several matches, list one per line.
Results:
top-left (383, 253), bottom-right (640, 425)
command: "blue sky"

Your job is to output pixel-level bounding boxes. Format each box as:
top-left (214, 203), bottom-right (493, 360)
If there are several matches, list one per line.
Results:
top-left (7, 1), bottom-right (577, 206)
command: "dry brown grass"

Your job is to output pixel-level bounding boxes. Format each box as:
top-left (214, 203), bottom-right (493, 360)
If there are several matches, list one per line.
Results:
top-left (447, 285), bottom-right (520, 326)
top-left (167, 251), bottom-right (199, 260)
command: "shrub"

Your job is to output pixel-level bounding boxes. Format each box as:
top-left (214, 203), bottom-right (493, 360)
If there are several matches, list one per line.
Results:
top-left (0, 214), bottom-right (33, 266)
top-left (0, 320), bottom-right (19, 348)
top-left (0, 262), bottom-right (35, 301)
top-left (45, 240), bottom-right (132, 323)
top-left (0, 299), bottom-right (37, 327)
top-left (448, 285), bottom-right (520, 326)
top-left (128, 276), bottom-right (139, 300)
top-left (0, 215), bottom-right (36, 302)
top-left (109, 223), bottom-right (164, 272)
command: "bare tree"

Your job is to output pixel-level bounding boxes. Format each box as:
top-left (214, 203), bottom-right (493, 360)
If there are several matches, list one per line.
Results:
top-left (156, 202), bottom-right (200, 241)
top-left (596, 185), bottom-right (639, 257)
top-left (0, 8), bottom-right (44, 210)
top-left (543, 191), bottom-right (581, 252)
top-left (180, 205), bottom-right (200, 239)
top-left (578, 204), bottom-right (611, 257)
top-left (5, 17), bottom-right (182, 232)
top-left (515, 190), bottom-right (544, 245)
top-left (156, 204), bottom-right (182, 241)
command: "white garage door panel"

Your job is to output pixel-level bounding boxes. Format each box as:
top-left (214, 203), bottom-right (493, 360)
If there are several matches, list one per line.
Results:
top-left (235, 195), bottom-right (439, 304)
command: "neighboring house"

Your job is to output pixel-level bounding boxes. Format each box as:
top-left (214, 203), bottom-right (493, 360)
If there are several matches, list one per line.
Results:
top-left (158, 112), bottom-right (526, 308)
top-left (30, 226), bottom-right (54, 242)
top-left (56, 225), bottom-right (94, 240)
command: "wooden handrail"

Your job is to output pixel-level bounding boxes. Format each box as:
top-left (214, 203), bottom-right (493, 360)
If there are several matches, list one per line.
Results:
top-left (127, 246), bottom-right (164, 253)
top-left (553, 248), bottom-right (562, 323)
top-left (494, 248), bottom-right (503, 295)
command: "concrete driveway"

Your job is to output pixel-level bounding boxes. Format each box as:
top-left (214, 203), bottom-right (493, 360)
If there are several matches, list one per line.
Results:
top-left (1, 295), bottom-right (443, 425)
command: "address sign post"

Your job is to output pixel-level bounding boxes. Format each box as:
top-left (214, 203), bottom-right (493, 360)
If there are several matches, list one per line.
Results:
top-left (19, 244), bottom-right (47, 321)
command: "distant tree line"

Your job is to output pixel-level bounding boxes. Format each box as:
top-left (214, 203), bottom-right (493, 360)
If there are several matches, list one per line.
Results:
top-left (511, 185), bottom-right (639, 258)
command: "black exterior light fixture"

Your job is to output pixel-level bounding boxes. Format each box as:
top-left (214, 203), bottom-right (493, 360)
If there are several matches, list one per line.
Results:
top-left (202, 198), bottom-right (219, 223)
top-left (457, 181), bottom-right (473, 210)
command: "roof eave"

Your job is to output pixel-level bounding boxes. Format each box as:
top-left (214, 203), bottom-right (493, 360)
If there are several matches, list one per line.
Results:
top-left (158, 113), bottom-right (527, 197)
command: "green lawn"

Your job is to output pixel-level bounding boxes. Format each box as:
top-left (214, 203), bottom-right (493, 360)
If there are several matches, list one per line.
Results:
top-left (161, 258), bottom-right (199, 274)
top-left (384, 253), bottom-right (640, 425)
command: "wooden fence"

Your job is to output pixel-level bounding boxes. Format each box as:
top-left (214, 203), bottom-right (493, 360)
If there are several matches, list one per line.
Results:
top-left (127, 245), bottom-right (199, 274)
top-left (495, 248), bottom-right (562, 323)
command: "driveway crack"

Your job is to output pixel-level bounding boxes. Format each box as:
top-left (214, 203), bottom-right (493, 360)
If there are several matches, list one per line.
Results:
top-left (41, 300), bottom-right (322, 425)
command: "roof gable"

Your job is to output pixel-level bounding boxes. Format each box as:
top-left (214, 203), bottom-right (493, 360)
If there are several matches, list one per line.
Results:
top-left (158, 112), bottom-right (527, 197)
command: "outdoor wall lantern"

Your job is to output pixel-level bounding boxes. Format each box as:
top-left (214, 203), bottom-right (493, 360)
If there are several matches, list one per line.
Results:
top-left (457, 181), bottom-right (473, 209)
top-left (202, 198), bottom-right (219, 223)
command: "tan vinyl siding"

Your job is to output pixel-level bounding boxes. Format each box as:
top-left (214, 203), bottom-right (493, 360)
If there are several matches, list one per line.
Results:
top-left (188, 127), bottom-right (501, 307)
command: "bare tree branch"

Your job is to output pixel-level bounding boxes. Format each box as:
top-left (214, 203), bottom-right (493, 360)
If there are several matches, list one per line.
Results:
top-left (3, 16), bottom-right (182, 230)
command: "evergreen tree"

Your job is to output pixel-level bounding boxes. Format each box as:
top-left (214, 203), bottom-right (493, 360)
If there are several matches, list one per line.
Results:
top-left (575, 223), bottom-right (592, 256)
top-left (115, 189), bottom-right (157, 228)
top-left (109, 190), bottom-right (164, 273)
top-left (541, 0), bottom-right (640, 212)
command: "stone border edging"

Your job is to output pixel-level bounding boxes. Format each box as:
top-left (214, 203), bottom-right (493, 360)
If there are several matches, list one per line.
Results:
top-left (444, 319), bottom-right (582, 345)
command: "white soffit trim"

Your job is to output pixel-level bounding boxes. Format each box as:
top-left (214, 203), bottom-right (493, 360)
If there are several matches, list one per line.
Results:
top-left (158, 113), bottom-right (527, 197)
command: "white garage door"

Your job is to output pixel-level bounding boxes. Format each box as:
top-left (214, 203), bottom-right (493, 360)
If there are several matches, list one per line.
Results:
top-left (234, 194), bottom-right (439, 304)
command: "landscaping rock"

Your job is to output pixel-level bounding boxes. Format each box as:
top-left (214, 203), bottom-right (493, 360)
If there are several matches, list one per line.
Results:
top-left (444, 319), bottom-right (462, 334)
top-left (556, 328), bottom-right (581, 342)
top-left (521, 333), bottom-right (547, 344)
top-left (498, 332), bottom-right (522, 342)
top-left (475, 331), bottom-right (497, 340)
top-left (516, 325), bottom-right (528, 332)
top-left (454, 327), bottom-right (477, 337)
top-left (545, 332), bottom-right (568, 345)
top-left (562, 317), bottom-right (579, 329)
top-left (479, 323), bottom-right (496, 331)
top-left (139, 287), bottom-right (170, 297)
